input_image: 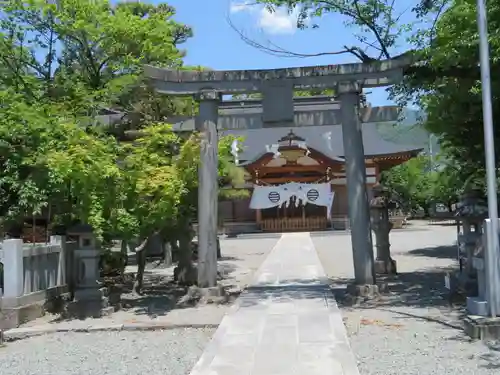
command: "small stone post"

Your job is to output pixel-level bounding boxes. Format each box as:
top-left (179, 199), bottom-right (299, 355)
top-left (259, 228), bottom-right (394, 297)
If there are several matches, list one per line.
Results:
top-left (2, 239), bottom-right (24, 303)
top-left (370, 184), bottom-right (397, 275)
top-left (50, 235), bottom-right (67, 286)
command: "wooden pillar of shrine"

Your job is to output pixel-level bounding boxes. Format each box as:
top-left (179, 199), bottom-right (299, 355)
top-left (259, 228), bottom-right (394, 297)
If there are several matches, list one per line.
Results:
top-left (256, 209), bottom-right (262, 224)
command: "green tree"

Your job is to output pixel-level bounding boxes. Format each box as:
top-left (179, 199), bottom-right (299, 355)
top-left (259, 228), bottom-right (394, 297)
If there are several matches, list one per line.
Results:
top-left (118, 125), bottom-right (246, 290)
top-left (394, 0), bottom-right (500, 188)
top-left (0, 91), bottom-right (65, 231)
top-left (117, 124), bottom-right (184, 292)
top-left (0, 0), bottom-right (193, 121)
top-left (167, 130), bottom-right (247, 286)
top-left (0, 0), bottom-right (253, 296)
top-left (381, 155), bottom-right (432, 214)
top-left (428, 163), bottom-right (462, 212)
top-left (43, 121), bottom-right (129, 241)
top-left (382, 152), bottom-right (466, 215)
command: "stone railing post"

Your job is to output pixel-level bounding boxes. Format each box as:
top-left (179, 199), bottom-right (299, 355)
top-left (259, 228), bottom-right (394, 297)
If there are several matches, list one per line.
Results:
top-left (370, 184), bottom-right (397, 274)
top-left (338, 82), bottom-right (376, 288)
top-left (2, 239), bottom-right (24, 302)
top-left (195, 89), bottom-right (221, 288)
top-left (50, 235), bottom-right (66, 286)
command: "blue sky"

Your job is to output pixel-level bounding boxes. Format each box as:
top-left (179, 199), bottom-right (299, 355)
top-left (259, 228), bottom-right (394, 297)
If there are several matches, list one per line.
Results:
top-left (164, 0), bottom-right (415, 106)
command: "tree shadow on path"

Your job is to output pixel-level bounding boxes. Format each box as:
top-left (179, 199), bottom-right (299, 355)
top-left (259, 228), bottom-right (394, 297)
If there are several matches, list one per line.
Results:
top-left (119, 262), bottom-right (239, 318)
top-left (407, 245), bottom-right (458, 260)
top-left (330, 266), bottom-right (460, 310)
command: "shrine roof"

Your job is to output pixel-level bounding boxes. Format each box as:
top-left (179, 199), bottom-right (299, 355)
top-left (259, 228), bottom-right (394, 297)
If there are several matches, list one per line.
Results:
top-left (224, 124), bottom-right (423, 163)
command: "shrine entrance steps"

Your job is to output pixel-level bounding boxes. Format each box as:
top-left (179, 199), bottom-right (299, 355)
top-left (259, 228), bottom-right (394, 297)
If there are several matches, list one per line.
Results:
top-left (189, 232), bottom-right (359, 375)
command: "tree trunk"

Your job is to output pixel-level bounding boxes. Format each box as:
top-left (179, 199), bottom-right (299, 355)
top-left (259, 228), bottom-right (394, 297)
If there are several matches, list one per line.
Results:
top-left (170, 239), bottom-right (179, 263)
top-left (133, 236), bottom-right (149, 294)
top-left (162, 241), bottom-right (173, 267)
top-left (423, 205), bottom-right (430, 218)
top-left (217, 237), bottom-right (222, 259)
top-left (173, 225), bottom-right (197, 285)
top-left (120, 240), bottom-right (128, 273)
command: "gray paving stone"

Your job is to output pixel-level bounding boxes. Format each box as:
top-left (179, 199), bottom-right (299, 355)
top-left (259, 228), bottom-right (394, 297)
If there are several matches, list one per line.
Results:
top-left (252, 344), bottom-right (298, 375)
top-left (298, 311), bottom-right (334, 343)
top-left (296, 343), bottom-right (344, 375)
top-left (189, 233), bottom-right (359, 375)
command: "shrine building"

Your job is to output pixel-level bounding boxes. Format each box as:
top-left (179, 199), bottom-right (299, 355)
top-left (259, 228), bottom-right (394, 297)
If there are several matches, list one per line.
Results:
top-left (146, 94), bottom-right (425, 234)
top-left (218, 125), bottom-right (422, 233)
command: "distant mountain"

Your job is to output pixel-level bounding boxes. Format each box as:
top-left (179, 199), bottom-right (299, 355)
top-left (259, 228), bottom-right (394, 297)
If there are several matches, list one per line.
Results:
top-left (375, 108), bottom-right (439, 155)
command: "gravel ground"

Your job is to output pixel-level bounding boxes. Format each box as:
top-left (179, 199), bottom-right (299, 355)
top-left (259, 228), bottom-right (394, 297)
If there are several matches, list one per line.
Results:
top-left (314, 224), bottom-right (500, 374)
top-left (345, 308), bottom-right (500, 375)
top-left (8, 226), bottom-right (500, 374)
top-left (0, 328), bottom-right (215, 375)
top-left (1, 237), bottom-right (280, 375)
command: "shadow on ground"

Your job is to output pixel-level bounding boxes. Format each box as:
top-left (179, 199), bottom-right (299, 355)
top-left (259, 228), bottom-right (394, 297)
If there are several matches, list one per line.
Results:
top-left (427, 222), bottom-right (457, 227)
top-left (407, 245), bottom-right (458, 259)
top-left (118, 272), bottom-right (190, 317)
top-left (210, 265), bottom-right (461, 315)
top-left (446, 334), bottom-right (500, 369)
top-left (43, 261), bottom-right (240, 323)
top-left (118, 261), bottom-right (239, 317)
top-left (329, 266), bottom-right (460, 310)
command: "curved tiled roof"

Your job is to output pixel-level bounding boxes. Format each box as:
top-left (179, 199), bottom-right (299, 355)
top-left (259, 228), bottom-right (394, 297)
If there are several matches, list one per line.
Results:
top-left (223, 123), bottom-right (422, 163)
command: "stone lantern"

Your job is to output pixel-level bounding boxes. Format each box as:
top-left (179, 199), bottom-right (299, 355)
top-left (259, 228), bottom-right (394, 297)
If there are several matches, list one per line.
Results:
top-left (453, 188), bottom-right (488, 295)
top-left (445, 189), bottom-right (488, 296)
top-left (66, 224), bottom-right (112, 317)
top-left (370, 183), bottom-right (397, 274)
top-left (466, 217), bottom-right (500, 320)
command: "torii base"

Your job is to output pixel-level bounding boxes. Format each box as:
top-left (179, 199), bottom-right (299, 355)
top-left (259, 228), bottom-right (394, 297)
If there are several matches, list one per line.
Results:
top-left (374, 258), bottom-right (397, 275)
top-left (464, 314), bottom-right (500, 340)
top-left (345, 283), bottom-right (381, 305)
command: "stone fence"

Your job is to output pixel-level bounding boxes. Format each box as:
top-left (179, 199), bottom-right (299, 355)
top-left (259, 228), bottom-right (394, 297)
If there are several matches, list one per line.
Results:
top-left (0, 236), bottom-right (76, 328)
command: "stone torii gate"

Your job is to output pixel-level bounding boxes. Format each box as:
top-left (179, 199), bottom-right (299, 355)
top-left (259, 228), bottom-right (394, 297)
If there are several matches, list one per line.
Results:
top-left (145, 58), bottom-right (409, 291)
top-left (166, 95), bottom-right (401, 131)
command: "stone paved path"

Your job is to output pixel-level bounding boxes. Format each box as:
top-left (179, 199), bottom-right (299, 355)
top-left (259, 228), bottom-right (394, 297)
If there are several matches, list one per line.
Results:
top-left (189, 232), bottom-right (359, 375)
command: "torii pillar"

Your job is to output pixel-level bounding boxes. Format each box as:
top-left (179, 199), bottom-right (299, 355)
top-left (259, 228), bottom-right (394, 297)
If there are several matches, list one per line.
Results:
top-left (339, 82), bottom-right (376, 287)
top-left (195, 89), bottom-right (220, 288)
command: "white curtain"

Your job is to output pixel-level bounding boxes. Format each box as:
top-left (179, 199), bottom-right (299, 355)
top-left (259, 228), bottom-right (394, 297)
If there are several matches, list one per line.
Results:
top-left (249, 185), bottom-right (292, 209)
top-left (249, 182), bottom-right (335, 216)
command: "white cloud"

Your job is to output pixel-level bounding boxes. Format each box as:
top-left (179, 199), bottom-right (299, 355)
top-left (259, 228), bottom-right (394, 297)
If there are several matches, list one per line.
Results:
top-left (229, 2), bottom-right (299, 35)
top-left (257, 6), bottom-right (299, 34)
top-left (229, 1), bottom-right (254, 14)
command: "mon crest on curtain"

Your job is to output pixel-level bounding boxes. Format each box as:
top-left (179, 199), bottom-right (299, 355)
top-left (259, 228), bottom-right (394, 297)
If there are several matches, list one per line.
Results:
top-left (249, 182), bottom-right (334, 216)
